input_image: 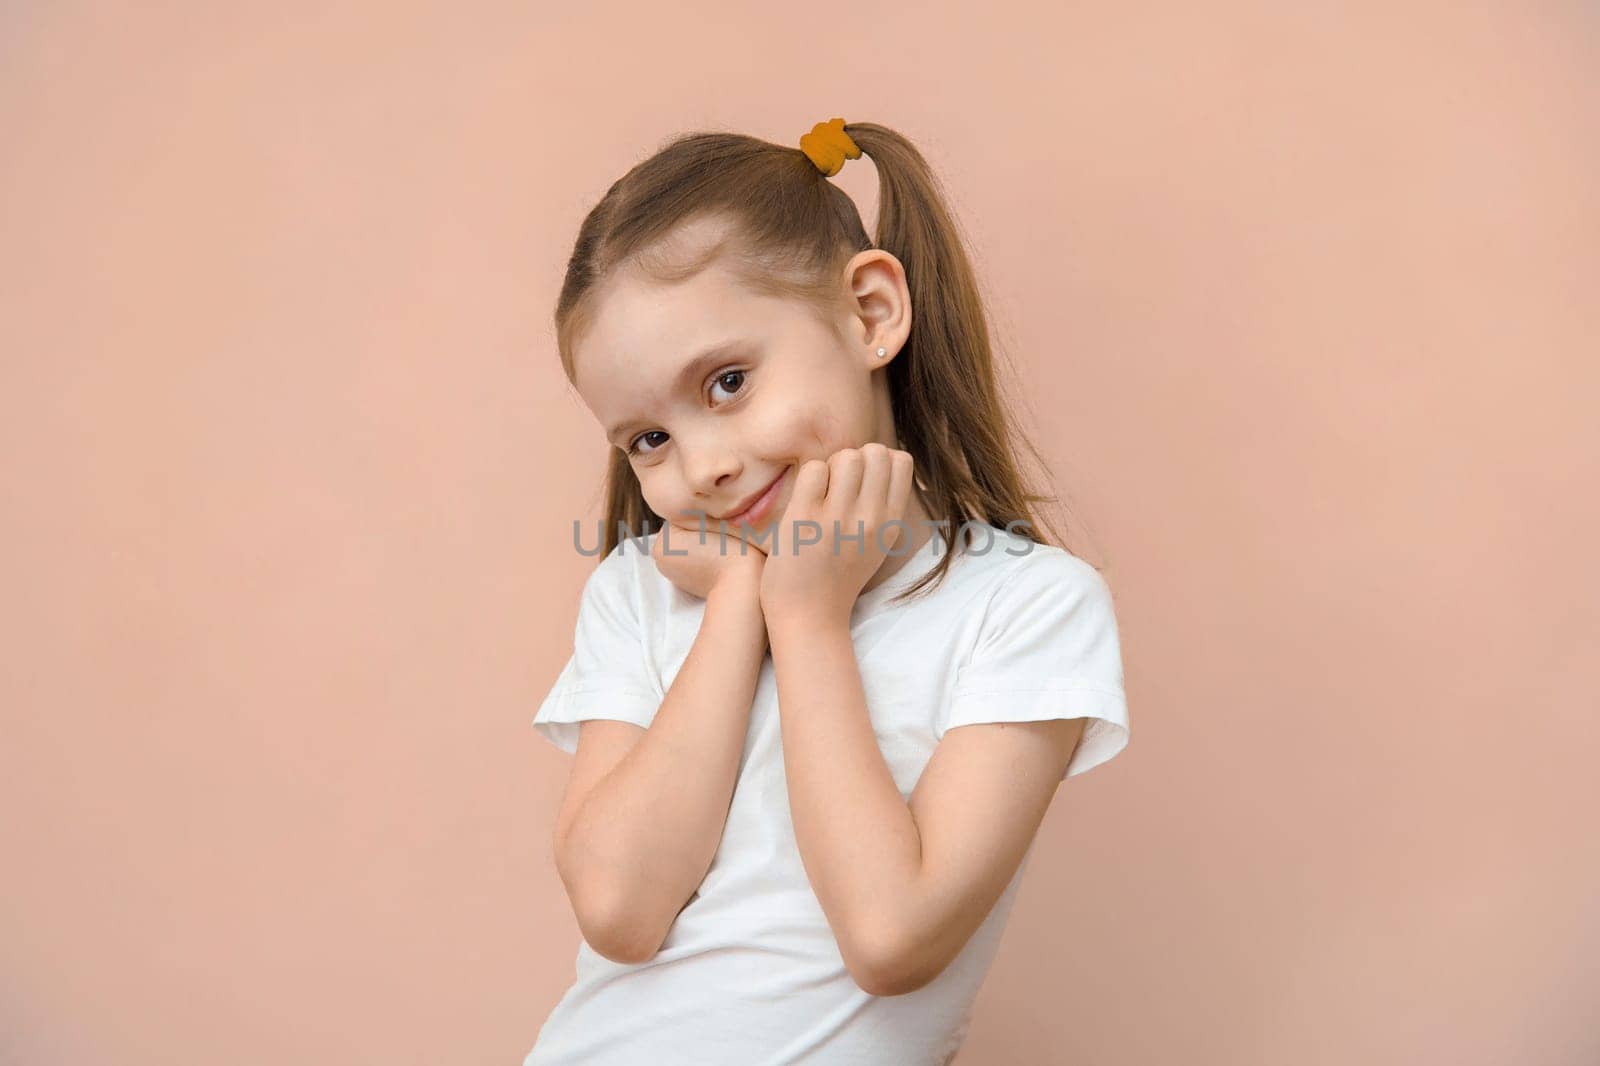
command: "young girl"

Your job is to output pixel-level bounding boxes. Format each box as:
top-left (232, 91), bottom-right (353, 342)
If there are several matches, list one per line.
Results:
top-left (526, 118), bottom-right (1130, 1065)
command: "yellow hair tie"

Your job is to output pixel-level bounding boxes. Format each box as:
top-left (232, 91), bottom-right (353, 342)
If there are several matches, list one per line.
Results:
top-left (799, 117), bottom-right (861, 177)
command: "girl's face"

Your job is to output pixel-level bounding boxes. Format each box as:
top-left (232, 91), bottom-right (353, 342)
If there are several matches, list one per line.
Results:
top-left (572, 241), bottom-right (910, 539)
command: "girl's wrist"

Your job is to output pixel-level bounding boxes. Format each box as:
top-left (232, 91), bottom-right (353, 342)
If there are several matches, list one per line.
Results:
top-left (762, 601), bottom-right (850, 642)
top-left (708, 564), bottom-right (765, 613)
top-left (708, 577), bottom-right (770, 650)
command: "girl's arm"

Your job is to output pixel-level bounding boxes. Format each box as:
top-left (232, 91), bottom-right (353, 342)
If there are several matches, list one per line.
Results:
top-left (767, 609), bottom-right (1083, 997)
top-left (553, 568), bottom-right (767, 964)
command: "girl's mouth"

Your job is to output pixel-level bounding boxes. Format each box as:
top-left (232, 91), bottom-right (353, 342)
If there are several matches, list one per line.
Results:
top-left (722, 466), bottom-right (789, 527)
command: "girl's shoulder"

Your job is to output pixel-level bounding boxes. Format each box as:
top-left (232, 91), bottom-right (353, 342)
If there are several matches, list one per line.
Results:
top-left (570, 529), bottom-right (658, 615)
top-left (932, 525), bottom-right (1122, 656)
top-left (949, 523), bottom-right (1111, 601)
top-left (588, 528), bottom-right (659, 581)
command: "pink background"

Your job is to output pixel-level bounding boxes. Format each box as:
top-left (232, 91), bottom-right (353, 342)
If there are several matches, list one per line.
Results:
top-left (3, 4), bottom-right (1596, 1063)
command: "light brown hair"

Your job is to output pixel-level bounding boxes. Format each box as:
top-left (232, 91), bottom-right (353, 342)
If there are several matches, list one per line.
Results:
top-left (554, 121), bottom-right (1073, 605)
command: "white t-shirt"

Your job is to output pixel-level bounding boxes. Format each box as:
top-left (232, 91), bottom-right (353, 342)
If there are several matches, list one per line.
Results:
top-left (526, 523), bottom-right (1130, 1066)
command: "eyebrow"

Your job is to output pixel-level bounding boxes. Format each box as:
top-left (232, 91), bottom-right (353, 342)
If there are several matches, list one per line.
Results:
top-left (603, 338), bottom-right (749, 446)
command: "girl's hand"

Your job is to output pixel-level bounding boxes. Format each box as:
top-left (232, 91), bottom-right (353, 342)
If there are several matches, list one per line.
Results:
top-left (759, 443), bottom-right (915, 628)
top-left (651, 520), bottom-right (766, 600)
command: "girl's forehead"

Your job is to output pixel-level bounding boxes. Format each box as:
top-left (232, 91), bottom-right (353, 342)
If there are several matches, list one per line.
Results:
top-left (607, 259), bottom-right (759, 326)
top-left (576, 265), bottom-right (788, 379)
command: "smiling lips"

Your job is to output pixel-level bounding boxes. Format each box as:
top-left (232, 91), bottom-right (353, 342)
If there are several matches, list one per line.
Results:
top-left (720, 467), bottom-right (788, 525)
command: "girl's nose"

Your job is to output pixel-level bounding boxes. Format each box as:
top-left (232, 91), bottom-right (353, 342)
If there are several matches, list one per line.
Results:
top-left (683, 441), bottom-right (741, 498)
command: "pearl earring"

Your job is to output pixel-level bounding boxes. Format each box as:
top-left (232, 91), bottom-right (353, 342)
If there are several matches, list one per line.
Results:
top-left (876, 347), bottom-right (888, 358)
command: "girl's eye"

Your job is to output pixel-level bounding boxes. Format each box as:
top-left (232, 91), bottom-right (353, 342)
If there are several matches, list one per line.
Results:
top-left (710, 369), bottom-right (746, 402)
top-left (627, 430), bottom-right (669, 456)
top-left (625, 368), bottom-right (748, 457)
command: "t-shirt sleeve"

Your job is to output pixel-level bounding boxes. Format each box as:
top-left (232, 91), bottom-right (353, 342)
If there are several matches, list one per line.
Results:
top-left (532, 548), bottom-right (665, 755)
top-left (941, 548), bottom-right (1130, 780)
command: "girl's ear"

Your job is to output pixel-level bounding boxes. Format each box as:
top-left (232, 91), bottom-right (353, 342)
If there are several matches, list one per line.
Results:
top-left (843, 250), bottom-right (912, 367)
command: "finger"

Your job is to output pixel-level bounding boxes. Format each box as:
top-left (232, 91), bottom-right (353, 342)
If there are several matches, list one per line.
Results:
top-left (857, 443), bottom-right (894, 514)
top-left (793, 457), bottom-right (831, 509)
top-left (870, 451), bottom-right (912, 554)
top-left (652, 526), bottom-right (673, 563)
top-left (887, 450), bottom-right (915, 532)
top-left (824, 448), bottom-right (864, 508)
top-left (665, 519), bottom-right (709, 550)
top-left (721, 520), bottom-right (762, 553)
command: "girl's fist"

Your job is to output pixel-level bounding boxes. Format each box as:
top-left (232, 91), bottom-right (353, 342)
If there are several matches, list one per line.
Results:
top-left (651, 520), bottom-right (765, 600)
top-left (758, 443), bottom-right (915, 626)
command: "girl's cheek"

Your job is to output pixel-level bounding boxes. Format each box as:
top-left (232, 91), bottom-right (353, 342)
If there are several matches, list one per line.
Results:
top-left (744, 402), bottom-right (816, 457)
top-left (809, 413), bottom-right (858, 457)
top-left (632, 472), bottom-right (664, 516)
top-left (769, 400), bottom-right (846, 458)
